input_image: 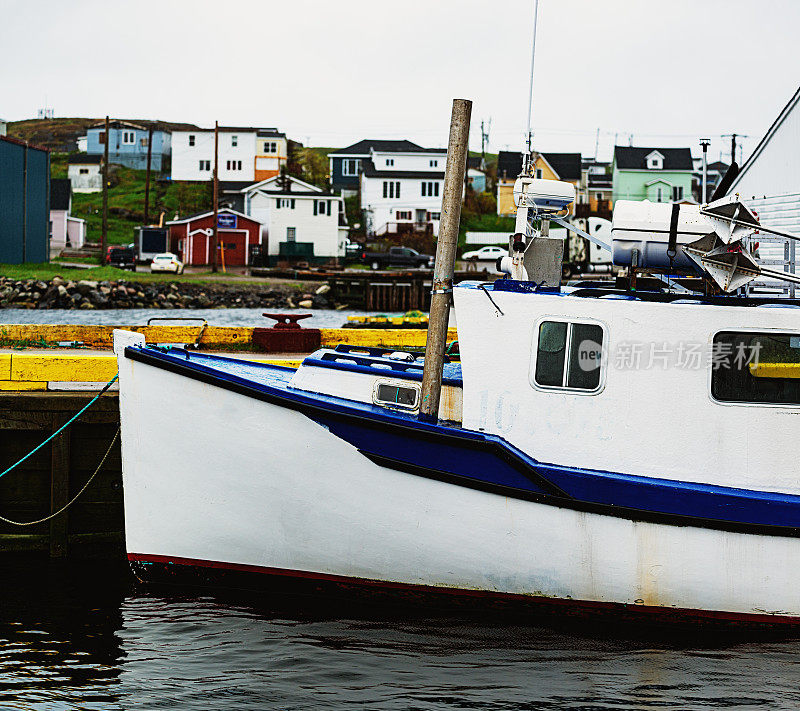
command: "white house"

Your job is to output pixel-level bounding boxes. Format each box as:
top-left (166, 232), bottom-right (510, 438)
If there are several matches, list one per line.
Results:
top-left (359, 144), bottom-right (447, 237)
top-left (242, 174), bottom-right (348, 261)
top-left (67, 154), bottom-right (102, 193)
top-left (0, 119), bottom-right (6, 137)
top-left (171, 126), bottom-right (287, 183)
top-left (49, 178), bottom-right (85, 251)
top-left (728, 84), bottom-right (800, 285)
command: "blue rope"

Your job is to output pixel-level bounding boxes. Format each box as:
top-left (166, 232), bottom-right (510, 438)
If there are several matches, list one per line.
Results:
top-left (0, 373), bottom-right (119, 481)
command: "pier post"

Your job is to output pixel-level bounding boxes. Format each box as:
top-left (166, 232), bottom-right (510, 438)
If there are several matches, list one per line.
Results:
top-left (49, 414), bottom-right (70, 558)
top-left (420, 98), bottom-right (472, 422)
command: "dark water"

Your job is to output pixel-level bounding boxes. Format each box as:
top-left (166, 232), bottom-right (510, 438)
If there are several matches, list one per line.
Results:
top-left (3, 561), bottom-right (800, 710)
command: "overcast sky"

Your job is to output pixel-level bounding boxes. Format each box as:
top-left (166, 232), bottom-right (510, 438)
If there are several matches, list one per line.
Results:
top-left (2, 0), bottom-right (798, 162)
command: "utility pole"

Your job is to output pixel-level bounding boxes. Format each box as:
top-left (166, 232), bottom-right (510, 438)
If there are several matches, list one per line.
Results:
top-left (419, 98), bottom-right (472, 423)
top-left (144, 124), bottom-right (154, 225)
top-left (211, 121), bottom-right (219, 273)
top-left (101, 115), bottom-right (109, 265)
top-left (730, 133), bottom-right (737, 164)
top-left (700, 138), bottom-right (710, 203)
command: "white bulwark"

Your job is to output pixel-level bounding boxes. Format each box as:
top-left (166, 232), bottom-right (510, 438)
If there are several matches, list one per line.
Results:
top-left (242, 175), bottom-right (348, 260)
top-left (359, 144), bottom-right (447, 237)
top-left (728, 84), bottom-right (800, 285)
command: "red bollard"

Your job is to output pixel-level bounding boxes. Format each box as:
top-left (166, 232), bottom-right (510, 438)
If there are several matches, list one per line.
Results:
top-left (252, 313), bottom-right (322, 353)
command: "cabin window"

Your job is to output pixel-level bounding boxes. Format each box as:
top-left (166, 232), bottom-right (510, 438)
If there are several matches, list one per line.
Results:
top-left (373, 381), bottom-right (420, 411)
top-left (711, 331), bottom-right (800, 405)
top-left (533, 320), bottom-right (604, 392)
top-left (386, 158), bottom-right (394, 166)
top-left (430, 159), bottom-right (438, 167)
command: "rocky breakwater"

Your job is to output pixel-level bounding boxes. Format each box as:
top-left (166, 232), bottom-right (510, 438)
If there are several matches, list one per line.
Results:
top-left (0, 277), bottom-right (333, 310)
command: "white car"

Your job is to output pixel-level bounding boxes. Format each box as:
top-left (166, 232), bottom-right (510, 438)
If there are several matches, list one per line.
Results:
top-left (150, 253), bottom-right (184, 274)
top-left (462, 245), bottom-right (507, 261)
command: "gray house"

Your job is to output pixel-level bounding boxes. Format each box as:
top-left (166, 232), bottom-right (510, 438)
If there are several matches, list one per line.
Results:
top-left (0, 136), bottom-right (50, 263)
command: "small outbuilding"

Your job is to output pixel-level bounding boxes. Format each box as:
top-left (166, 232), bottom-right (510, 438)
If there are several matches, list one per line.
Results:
top-left (68, 154), bottom-right (102, 193)
top-left (50, 178), bottom-right (86, 252)
top-left (166, 208), bottom-right (263, 267)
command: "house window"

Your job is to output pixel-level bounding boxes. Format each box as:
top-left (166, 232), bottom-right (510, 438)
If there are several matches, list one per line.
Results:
top-left (226, 160), bottom-right (242, 170)
top-left (386, 158), bottom-right (394, 166)
top-left (342, 159), bottom-right (360, 177)
top-left (79, 168), bottom-right (89, 175)
top-left (314, 200), bottom-right (330, 216)
top-left (532, 320), bottom-right (605, 392)
top-left (673, 186), bottom-right (684, 201)
top-left (421, 181), bottom-right (440, 197)
top-left (277, 198), bottom-right (295, 209)
top-left (596, 192), bottom-right (603, 201)
top-left (383, 181), bottom-right (400, 199)
top-left (98, 131), bottom-right (106, 144)
top-left (189, 135), bottom-right (195, 146)
top-left (536, 169), bottom-right (543, 179)
top-left (122, 131), bottom-right (135, 145)
top-left (430, 159), bottom-right (438, 168)
top-left (199, 160), bottom-right (210, 171)
top-left (711, 331), bottom-right (800, 405)
top-left (286, 227), bottom-right (296, 242)
top-left (263, 141), bottom-right (276, 153)
top-left (656, 187), bottom-right (663, 202)
top-left (231, 135), bottom-right (238, 147)
top-left (396, 210), bottom-right (412, 220)
top-left (431, 212), bottom-right (441, 220)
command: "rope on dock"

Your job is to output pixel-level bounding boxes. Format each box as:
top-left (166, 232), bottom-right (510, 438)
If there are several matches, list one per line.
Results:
top-left (0, 373), bottom-right (119, 482)
top-left (0, 427), bottom-right (120, 527)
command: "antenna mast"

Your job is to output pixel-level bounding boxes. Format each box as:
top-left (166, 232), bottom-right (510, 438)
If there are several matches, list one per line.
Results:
top-left (524, 0), bottom-right (540, 175)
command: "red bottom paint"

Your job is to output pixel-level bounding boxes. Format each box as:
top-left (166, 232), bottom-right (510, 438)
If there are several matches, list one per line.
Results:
top-left (128, 553), bottom-right (800, 630)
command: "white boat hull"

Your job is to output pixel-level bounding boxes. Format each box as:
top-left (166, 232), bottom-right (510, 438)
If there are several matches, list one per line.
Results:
top-left (116, 335), bottom-right (800, 625)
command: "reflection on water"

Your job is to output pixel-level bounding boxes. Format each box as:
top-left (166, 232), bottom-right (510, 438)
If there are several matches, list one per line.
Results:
top-left (2, 559), bottom-right (800, 710)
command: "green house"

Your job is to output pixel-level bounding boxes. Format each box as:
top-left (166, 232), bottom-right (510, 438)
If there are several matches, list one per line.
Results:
top-left (612, 146), bottom-right (694, 204)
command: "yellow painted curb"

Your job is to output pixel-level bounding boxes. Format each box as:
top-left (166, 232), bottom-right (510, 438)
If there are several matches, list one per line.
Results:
top-left (10, 355), bottom-right (119, 383)
top-left (0, 354), bottom-right (10, 381)
top-left (0, 381), bottom-right (47, 391)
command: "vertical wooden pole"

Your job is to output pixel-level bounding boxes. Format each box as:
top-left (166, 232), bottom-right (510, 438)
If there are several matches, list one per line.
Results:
top-left (101, 115), bottom-right (109, 264)
top-left (212, 121), bottom-right (219, 273)
top-left (419, 99), bottom-right (472, 422)
top-left (144, 124), bottom-right (154, 225)
top-left (49, 414), bottom-right (70, 558)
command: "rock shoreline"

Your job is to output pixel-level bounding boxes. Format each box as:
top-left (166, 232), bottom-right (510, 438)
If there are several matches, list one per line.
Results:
top-left (0, 277), bottom-right (333, 310)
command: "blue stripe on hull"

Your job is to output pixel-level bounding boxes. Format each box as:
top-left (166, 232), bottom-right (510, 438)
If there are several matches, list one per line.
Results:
top-left (125, 346), bottom-right (800, 535)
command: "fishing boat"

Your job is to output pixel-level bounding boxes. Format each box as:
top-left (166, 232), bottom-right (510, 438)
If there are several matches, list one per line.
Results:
top-left (113, 145), bottom-right (800, 627)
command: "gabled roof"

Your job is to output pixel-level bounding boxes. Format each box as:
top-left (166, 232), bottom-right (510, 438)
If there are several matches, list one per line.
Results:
top-left (361, 159), bottom-right (445, 180)
top-left (729, 84), bottom-right (800, 192)
top-left (50, 178), bottom-right (71, 210)
top-left (329, 139), bottom-right (425, 156)
top-left (497, 151), bottom-right (523, 179)
top-left (165, 207), bottom-right (261, 225)
top-left (614, 146), bottom-right (693, 170)
top-left (540, 152), bottom-right (582, 180)
top-left (68, 154), bottom-right (102, 164)
top-left (243, 174), bottom-right (323, 194)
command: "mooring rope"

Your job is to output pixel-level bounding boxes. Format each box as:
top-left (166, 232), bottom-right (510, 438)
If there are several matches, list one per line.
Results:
top-left (0, 427), bottom-right (120, 526)
top-left (0, 373), bottom-right (119, 481)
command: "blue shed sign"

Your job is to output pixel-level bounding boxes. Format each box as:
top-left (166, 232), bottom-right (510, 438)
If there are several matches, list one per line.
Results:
top-left (217, 213), bottom-right (237, 229)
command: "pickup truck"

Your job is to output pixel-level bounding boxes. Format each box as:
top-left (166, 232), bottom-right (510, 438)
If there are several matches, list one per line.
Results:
top-left (361, 246), bottom-right (434, 270)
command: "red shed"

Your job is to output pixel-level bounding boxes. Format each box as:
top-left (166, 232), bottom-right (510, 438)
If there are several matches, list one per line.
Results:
top-left (166, 209), bottom-right (263, 267)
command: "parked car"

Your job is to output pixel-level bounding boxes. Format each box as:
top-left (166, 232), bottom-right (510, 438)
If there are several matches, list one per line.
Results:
top-left (343, 238), bottom-right (364, 259)
top-left (106, 243), bottom-right (135, 264)
top-left (108, 247), bottom-right (137, 271)
top-left (361, 246), bottom-right (434, 270)
top-left (462, 245), bottom-right (507, 261)
top-left (150, 253), bottom-right (184, 274)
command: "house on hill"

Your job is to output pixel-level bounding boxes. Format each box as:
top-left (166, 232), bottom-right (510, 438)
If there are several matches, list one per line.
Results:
top-left (612, 146), bottom-right (694, 203)
top-left (68, 154), bottom-right (102, 193)
top-left (0, 136), bottom-right (50, 263)
top-left (49, 178), bottom-right (85, 251)
top-left (496, 151), bottom-right (582, 216)
top-left (86, 120), bottom-right (175, 171)
top-left (170, 127), bottom-right (287, 183)
top-left (241, 174), bottom-right (347, 262)
top-left (328, 139), bottom-right (429, 195)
